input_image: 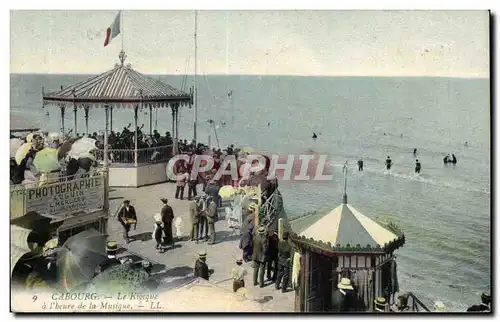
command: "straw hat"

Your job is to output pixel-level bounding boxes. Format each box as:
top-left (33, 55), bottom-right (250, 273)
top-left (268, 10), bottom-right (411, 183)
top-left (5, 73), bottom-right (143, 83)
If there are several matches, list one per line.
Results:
top-left (160, 198), bottom-right (168, 204)
top-left (374, 297), bottom-right (387, 311)
top-left (257, 226), bottom-right (266, 234)
top-left (198, 251), bottom-right (207, 259)
top-left (141, 260), bottom-right (152, 268)
top-left (106, 241), bottom-right (118, 252)
top-left (337, 278), bottom-right (354, 290)
top-left (236, 258), bottom-right (243, 264)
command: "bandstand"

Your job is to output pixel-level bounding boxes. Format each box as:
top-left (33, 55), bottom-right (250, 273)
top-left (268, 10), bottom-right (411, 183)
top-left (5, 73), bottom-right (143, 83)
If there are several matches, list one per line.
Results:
top-left (42, 51), bottom-right (192, 187)
top-left (290, 169), bottom-right (405, 312)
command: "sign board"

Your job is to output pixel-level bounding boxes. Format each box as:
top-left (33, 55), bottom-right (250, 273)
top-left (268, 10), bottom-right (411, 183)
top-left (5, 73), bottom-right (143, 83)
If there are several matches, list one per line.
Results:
top-left (10, 176), bottom-right (105, 219)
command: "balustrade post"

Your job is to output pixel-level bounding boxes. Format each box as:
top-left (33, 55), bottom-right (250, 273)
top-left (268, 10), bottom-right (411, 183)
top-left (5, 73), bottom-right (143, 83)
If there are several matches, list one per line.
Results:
top-left (134, 105), bottom-right (138, 166)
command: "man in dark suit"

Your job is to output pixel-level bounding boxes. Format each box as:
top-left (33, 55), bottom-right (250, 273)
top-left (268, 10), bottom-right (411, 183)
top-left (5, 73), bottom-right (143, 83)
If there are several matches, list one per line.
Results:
top-left (275, 231), bottom-right (292, 292)
top-left (206, 197), bottom-right (217, 245)
top-left (266, 230), bottom-right (279, 282)
top-left (252, 226), bottom-right (268, 288)
top-left (194, 251), bottom-right (210, 281)
top-left (160, 198), bottom-right (175, 247)
top-left (117, 200), bottom-right (137, 243)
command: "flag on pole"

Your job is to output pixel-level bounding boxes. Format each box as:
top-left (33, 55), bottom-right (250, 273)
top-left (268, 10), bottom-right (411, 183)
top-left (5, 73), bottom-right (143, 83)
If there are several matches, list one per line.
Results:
top-left (104, 12), bottom-right (121, 47)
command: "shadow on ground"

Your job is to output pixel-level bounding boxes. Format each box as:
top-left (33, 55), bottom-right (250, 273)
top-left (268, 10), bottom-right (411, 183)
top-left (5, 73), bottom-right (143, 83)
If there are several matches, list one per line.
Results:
top-left (214, 231), bottom-right (242, 244)
top-left (255, 295), bottom-right (274, 304)
top-left (130, 232), bottom-right (153, 242)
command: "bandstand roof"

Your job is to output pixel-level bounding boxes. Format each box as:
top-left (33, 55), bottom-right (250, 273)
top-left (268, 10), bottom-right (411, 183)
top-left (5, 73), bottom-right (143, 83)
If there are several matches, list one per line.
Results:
top-left (42, 58), bottom-right (191, 109)
top-left (291, 203), bottom-right (405, 254)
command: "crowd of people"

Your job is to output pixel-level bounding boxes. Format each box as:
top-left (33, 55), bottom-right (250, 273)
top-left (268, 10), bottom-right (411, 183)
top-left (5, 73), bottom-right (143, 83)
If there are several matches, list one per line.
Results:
top-left (10, 132), bottom-right (99, 185)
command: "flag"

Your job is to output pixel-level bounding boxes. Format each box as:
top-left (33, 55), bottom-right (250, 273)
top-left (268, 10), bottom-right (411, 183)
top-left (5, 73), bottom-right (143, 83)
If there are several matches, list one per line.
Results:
top-left (104, 12), bottom-right (121, 47)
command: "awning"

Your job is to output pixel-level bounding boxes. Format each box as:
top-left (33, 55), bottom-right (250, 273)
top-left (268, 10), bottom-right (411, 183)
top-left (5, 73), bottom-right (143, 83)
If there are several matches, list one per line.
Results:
top-left (10, 115), bottom-right (41, 133)
top-left (55, 210), bottom-right (108, 230)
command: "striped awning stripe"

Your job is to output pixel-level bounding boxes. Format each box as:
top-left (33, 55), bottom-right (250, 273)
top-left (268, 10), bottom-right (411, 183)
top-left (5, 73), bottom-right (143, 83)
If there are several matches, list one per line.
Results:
top-left (42, 65), bottom-right (191, 109)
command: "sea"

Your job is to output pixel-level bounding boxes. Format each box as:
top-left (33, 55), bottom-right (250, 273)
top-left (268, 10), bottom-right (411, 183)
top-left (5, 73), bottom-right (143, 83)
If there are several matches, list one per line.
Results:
top-left (10, 73), bottom-right (491, 311)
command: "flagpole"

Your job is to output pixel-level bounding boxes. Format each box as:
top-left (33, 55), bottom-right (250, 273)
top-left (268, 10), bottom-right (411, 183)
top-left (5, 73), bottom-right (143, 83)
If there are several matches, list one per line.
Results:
top-left (193, 10), bottom-right (198, 143)
top-left (193, 10), bottom-right (198, 142)
top-left (120, 10), bottom-right (124, 52)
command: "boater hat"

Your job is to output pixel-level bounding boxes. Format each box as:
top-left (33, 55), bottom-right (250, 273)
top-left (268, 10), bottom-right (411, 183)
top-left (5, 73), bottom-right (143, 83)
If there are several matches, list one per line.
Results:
top-left (160, 198), bottom-right (168, 204)
top-left (236, 258), bottom-right (243, 264)
top-left (257, 226), bottom-right (266, 234)
top-left (106, 241), bottom-right (118, 252)
top-left (374, 297), bottom-right (388, 312)
top-left (198, 251), bottom-right (207, 258)
top-left (337, 278), bottom-right (354, 290)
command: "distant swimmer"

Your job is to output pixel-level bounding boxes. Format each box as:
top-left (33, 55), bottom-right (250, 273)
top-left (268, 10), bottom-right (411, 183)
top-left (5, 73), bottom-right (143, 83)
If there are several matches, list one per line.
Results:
top-left (383, 133), bottom-right (387, 136)
top-left (268, 122), bottom-right (271, 127)
top-left (415, 159), bottom-right (421, 174)
top-left (465, 141), bottom-right (468, 147)
top-left (357, 159), bottom-right (364, 172)
top-left (45, 112), bottom-right (49, 116)
top-left (451, 154), bottom-right (457, 165)
top-left (385, 156), bottom-right (392, 171)
top-left (413, 148), bottom-right (417, 156)
top-left (312, 132), bottom-right (318, 139)
top-left (400, 133), bottom-right (403, 138)
top-left (443, 154), bottom-right (450, 164)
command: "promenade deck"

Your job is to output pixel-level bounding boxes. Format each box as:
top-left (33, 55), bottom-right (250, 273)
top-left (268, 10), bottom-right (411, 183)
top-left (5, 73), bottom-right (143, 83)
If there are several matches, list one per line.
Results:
top-left (108, 183), bottom-right (295, 312)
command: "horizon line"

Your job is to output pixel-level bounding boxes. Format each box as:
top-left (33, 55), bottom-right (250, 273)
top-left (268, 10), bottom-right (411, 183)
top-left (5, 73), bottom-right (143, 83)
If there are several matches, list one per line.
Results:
top-left (9, 72), bottom-right (489, 80)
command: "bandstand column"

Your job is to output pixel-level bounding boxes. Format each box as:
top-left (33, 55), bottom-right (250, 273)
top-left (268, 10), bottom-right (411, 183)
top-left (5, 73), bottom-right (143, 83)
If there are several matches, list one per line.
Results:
top-left (84, 106), bottom-right (89, 135)
top-left (73, 106), bottom-right (78, 136)
top-left (110, 107), bottom-right (113, 132)
top-left (149, 105), bottom-right (153, 137)
top-left (155, 106), bottom-right (158, 131)
top-left (72, 90), bottom-right (77, 136)
top-left (171, 104), bottom-right (177, 154)
top-left (134, 105), bottom-right (138, 166)
top-left (175, 103), bottom-right (180, 143)
top-left (60, 105), bottom-right (66, 137)
top-left (103, 105), bottom-right (110, 212)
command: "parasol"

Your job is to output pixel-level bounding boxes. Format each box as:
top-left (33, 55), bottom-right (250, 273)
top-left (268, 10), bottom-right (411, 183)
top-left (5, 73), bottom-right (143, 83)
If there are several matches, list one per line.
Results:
top-left (57, 137), bottom-right (79, 159)
top-left (219, 185), bottom-right (237, 198)
top-left (33, 147), bottom-right (61, 173)
top-left (57, 229), bottom-right (108, 291)
top-left (10, 138), bottom-right (24, 158)
top-left (15, 142), bottom-right (32, 165)
top-left (10, 211), bottom-right (55, 241)
top-left (67, 138), bottom-right (97, 160)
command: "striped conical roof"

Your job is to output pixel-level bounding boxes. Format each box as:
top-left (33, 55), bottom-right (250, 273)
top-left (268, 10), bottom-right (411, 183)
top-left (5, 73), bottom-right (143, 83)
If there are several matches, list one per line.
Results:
top-left (43, 64), bottom-right (191, 109)
top-left (299, 204), bottom-right (399, 249)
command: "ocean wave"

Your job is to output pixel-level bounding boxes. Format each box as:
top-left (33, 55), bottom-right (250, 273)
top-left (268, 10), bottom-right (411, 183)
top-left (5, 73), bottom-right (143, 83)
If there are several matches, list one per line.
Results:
top-left (328, 162), bottom-right (490, 195)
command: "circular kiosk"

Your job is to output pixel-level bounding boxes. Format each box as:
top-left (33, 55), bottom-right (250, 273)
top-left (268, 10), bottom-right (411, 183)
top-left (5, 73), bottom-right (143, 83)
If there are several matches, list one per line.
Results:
top-left (290, 168), bottom-right (405, 312)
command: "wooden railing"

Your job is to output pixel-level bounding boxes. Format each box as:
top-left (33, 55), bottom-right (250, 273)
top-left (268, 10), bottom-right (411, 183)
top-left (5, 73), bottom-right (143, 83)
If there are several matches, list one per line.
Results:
top-left (406, 292), bottom-right (432, 312)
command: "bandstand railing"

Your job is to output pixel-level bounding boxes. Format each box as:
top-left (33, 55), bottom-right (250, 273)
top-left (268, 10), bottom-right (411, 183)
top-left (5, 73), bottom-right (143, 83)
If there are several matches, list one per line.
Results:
top-left (95, 144), bottom-right (173, 166)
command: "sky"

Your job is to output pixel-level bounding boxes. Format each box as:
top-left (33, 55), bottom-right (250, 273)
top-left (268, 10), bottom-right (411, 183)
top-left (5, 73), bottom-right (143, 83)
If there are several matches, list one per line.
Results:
top-left (10, 10), bottom-right (489, 77)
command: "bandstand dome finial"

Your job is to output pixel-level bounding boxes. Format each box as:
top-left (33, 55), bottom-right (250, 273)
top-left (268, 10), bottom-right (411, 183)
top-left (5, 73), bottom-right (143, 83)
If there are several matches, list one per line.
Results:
top-left (118, 50), bottom-right (127, 67)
